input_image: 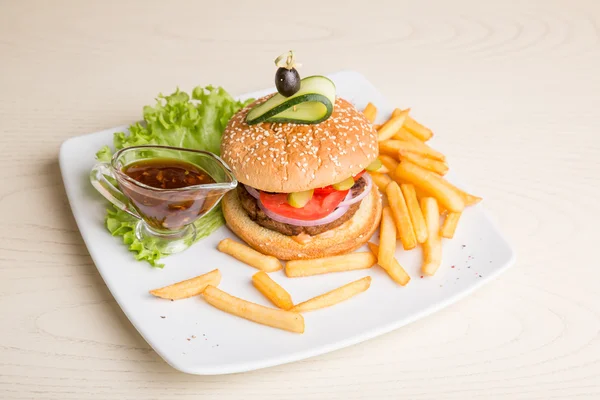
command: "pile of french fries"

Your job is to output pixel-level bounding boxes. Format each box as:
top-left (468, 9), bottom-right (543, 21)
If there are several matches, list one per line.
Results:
top-left (149, 103), bottom-right (481, 334)
top-left (364, 102), bottom-right (481, 277)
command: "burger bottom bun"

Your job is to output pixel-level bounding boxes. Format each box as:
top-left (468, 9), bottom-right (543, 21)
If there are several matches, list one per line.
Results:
top-left (221, 185), bottom-right (382, 260)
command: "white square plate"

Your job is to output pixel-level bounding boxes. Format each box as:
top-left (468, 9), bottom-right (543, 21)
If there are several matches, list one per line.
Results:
top-left (59, 71), bottom-right (515, 375)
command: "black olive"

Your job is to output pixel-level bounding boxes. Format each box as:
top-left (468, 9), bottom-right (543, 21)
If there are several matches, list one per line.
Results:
top-left (275, 67), bottom-right (300, 97)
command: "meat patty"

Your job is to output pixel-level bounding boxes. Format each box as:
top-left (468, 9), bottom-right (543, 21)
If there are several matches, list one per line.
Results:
top-left (238, 178), bottom-right (367, 236)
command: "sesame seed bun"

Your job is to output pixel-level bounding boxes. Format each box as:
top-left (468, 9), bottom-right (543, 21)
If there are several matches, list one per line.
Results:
top-left (221, 96), bottom-right (378, 193)
top-left (221, 183), bottom-right (382, 260)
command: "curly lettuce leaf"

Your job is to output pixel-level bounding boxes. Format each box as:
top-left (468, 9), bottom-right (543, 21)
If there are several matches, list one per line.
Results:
top-left (97, 86), bottom-right (252, 267)
top-left (96, 145), bottom-right (113, 162)
top-left (106, 205), bottom-right (225, 268)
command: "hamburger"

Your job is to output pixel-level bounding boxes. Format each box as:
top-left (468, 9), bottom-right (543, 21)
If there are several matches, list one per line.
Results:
top-left (220, 95), bottom-right (382, 260)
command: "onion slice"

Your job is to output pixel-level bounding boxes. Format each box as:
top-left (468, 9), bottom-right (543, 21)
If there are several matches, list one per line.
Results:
top-left (337, 174), bottom-right (372, 208)
top-left (257, 201), bottom-right (350, 227)
top-left (244, 185), bottom-right (261, 200)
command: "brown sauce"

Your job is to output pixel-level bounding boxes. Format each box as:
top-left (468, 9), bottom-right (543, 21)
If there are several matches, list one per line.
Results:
top-left (120, 158), bottom-right (219, 231)
top-left (123, 158), bottom-right (215, 189)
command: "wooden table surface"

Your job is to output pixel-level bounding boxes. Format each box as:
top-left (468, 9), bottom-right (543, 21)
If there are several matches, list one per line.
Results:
top-left (1, 0), bottom-right (599, 398)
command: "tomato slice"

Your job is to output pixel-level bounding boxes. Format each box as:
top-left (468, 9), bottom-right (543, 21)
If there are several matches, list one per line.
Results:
top-left (314, 185), bottom-right (336, 195)
top-left (259, 189), bottom-right (349, 221)
top-left (315, 171), bottom-right (365, 195)
top-left (354, 170), bottom-right (366, 180)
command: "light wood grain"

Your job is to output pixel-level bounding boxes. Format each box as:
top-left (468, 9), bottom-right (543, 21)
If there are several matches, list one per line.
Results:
top-left (1, 0), bottom-right (599, 398)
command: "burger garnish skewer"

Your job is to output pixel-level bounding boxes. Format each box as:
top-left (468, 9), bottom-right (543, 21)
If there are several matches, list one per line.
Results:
top-left (246, 51), bottom-right (336, 125)
top-left (245, 75), bottom-right (336, 125)
top-left (274, 51), bottom-right (301, 98)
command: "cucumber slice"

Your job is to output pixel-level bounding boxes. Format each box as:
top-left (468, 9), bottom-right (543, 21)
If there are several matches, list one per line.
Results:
top-left (287, 189), bottom-right (314, 208)
top-left (246, 76), bottom-right (336, 125)
top-left (266, 100), bottom-right (329, 124)
top-left (365, 158), bottom-right (383, 172)
top-left (332, 177), bottom-right (355, 191)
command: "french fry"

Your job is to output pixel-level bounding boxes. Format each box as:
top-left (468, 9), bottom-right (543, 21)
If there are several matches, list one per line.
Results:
top-left (252, 271), bottom-right (294, 310)
top-left (411, 185), bottom-right (447, 214)
top-left (367, 243), bottom-right (410, 286)
top-left (285, 252), bottom-right (376, 277)
top-left (390, 109), bottom-right (433, 141)
top-left (381, 139), bottom-right (445, 162)
top-left (150, 269), bottom-right (221, 300)
top-left (381, 192), bottom-right (389, 208)
top-left (378, 140), bottom-right (403, 158)
top-left (444, 181), bottom-right (482, 206)
top-left (386, 182), bottom-right (417, 250)
top-left (441, 212), bottom-right (461, 238)
top-left (373, 124), bottom-right (382, 130)
top-left (370, 172), bottom-right (393, 192)
top-left (421, 197), bottom-right (442, 276)
top-left (363, 102), bottom-right (377, 123)
top-left (463, 192), bottom-right (482, 206)
top-left (395, 161), bottom-right (465, 212)
top-left (392, 127), bottom-right (421, 143)
top-left (414, 177), bottom-right (481, 207)
top-left (290, 277), bottom-right (371, 313)
top-left (217, 238), bottom-right (282, 272)
top-left (399, 152), bottom-right (449, 175)
top-left (400, 183), bottom-right (428, 244)
top-left (397, 141), bottom-right (446, 162)
top-left (414, 186), bottom-right (430, 200)
top-left (379, 154), bottom-right (399, 179)
top-left (391, 107), bottom-right (409, 118)
top-left (391, 176), bottom-right (406, 188)
top-left (377, 109), bottom-right (410, 142)
top-left (375, 164), bottom-right (390, 174)
top-left (203, 286), bottom-right (304, 333)
top-left (404, 116), bottom-right (434, 141)
top-left (378, 206), bottom-right (397, 268)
